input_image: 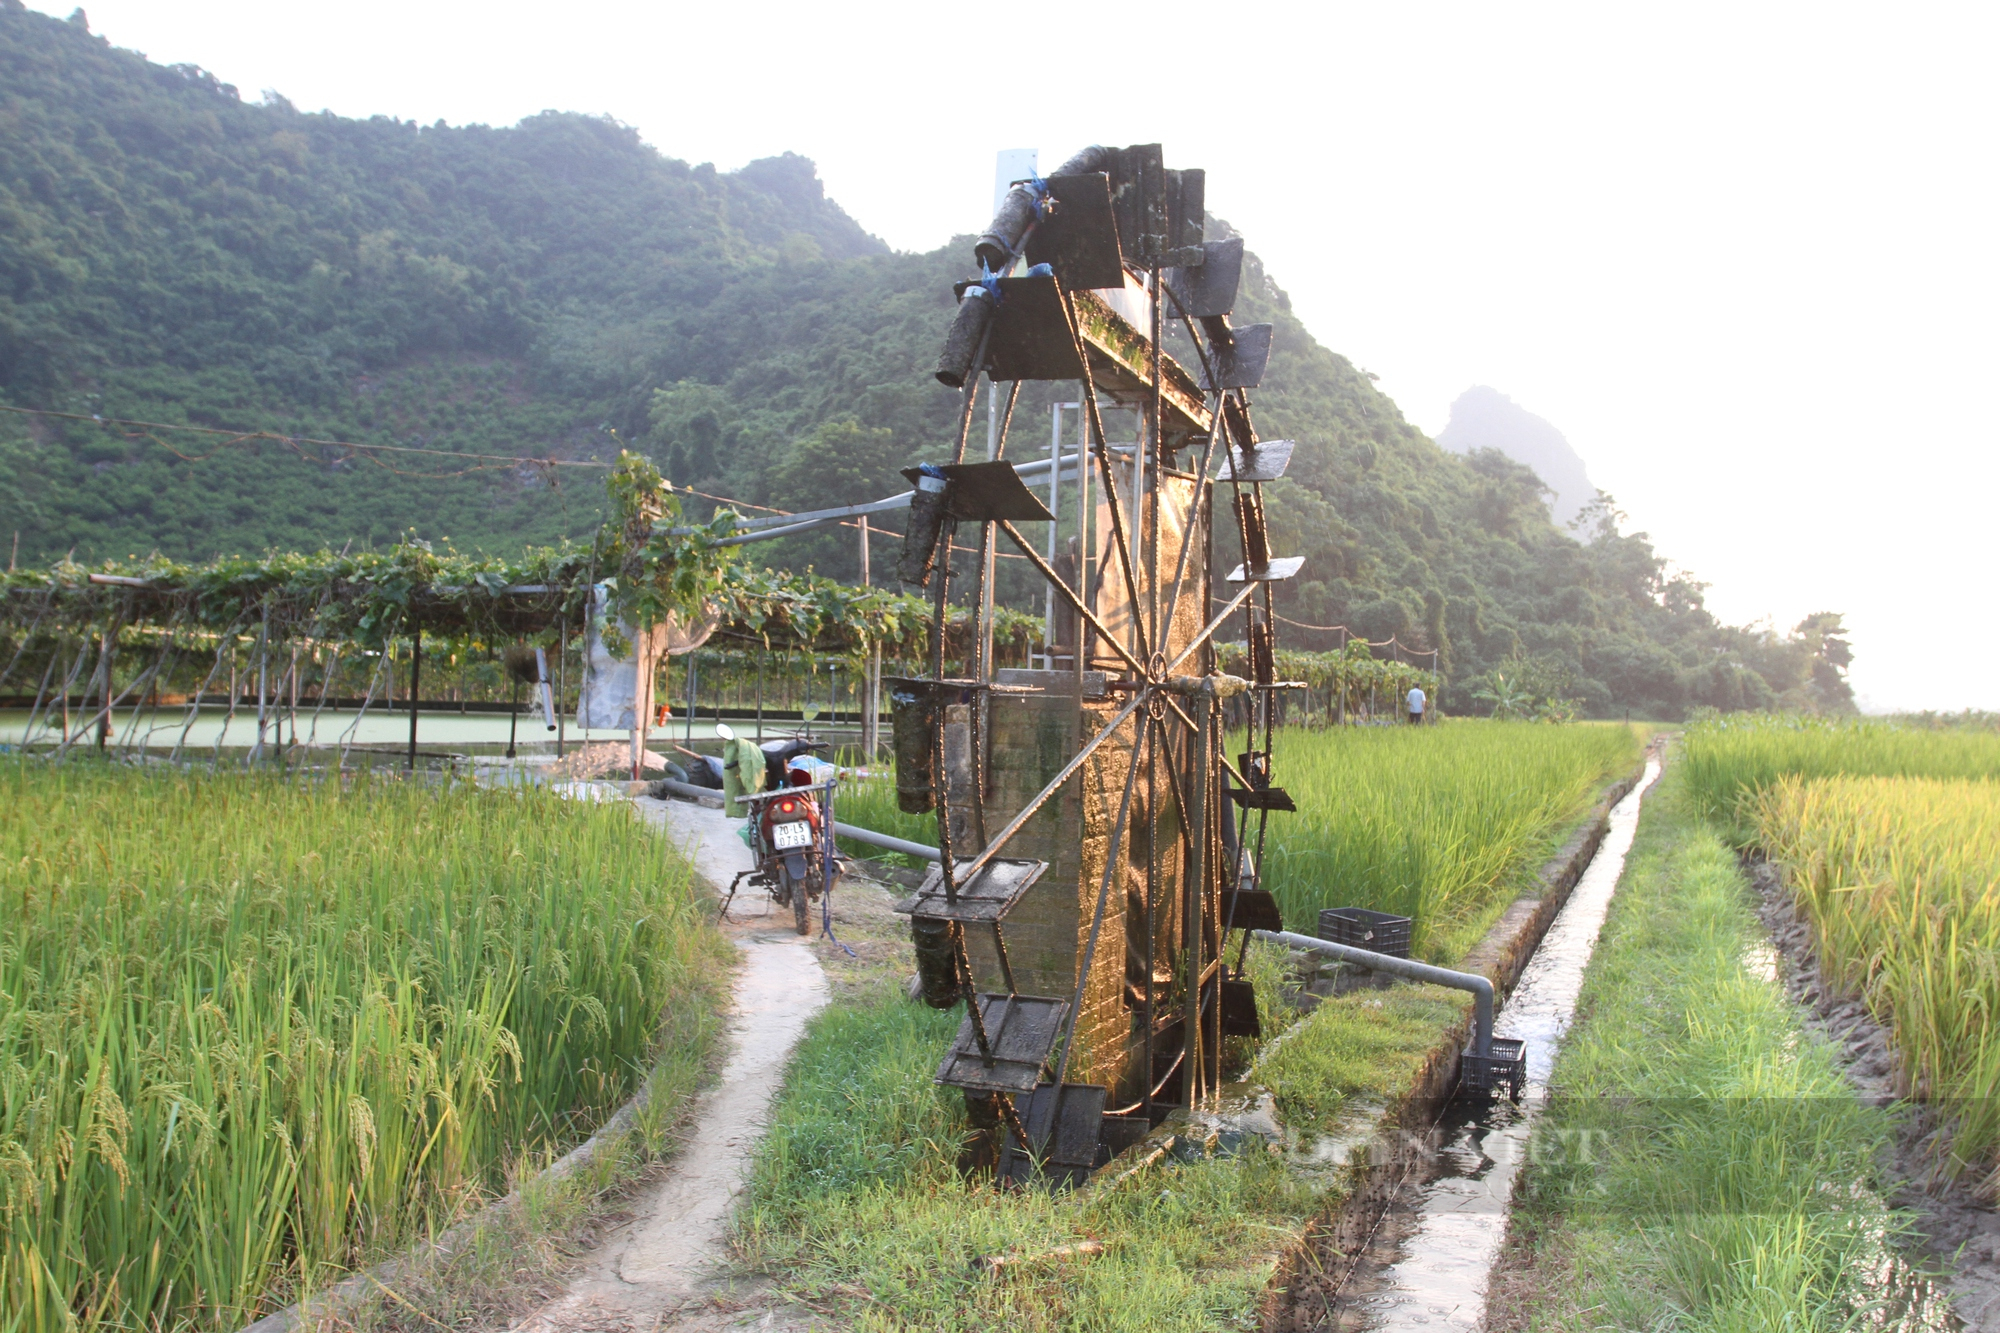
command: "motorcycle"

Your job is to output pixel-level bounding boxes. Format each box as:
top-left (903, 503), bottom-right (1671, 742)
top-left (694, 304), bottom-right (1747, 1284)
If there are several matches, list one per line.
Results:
top-left (719, 723), bottom-right (839, 935)
top-left (752, 732), bottom-right (832, 792)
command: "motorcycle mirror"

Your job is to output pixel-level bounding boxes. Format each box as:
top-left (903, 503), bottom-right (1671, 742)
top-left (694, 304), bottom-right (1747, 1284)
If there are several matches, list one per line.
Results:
top-left (715, 722), bottom-right (736, 741)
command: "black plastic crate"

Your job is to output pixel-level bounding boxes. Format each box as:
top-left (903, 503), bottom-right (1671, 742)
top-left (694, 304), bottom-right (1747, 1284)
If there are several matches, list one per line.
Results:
top-left (1459, 1037), bottom-right (1527, 1099)
top-left (1317, 907), bottom-right (1413, 959)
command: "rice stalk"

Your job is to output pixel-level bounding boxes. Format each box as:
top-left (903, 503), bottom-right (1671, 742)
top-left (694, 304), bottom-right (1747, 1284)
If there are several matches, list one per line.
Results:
top-left (1256, 721), bottom-right (1642, 960)
top-left (1751, 771), bottom-right (2000, 1177)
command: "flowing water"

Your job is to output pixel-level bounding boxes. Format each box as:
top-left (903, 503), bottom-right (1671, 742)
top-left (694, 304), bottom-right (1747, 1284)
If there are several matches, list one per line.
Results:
top-left (1322, 757), bottom-right (1663, 1332)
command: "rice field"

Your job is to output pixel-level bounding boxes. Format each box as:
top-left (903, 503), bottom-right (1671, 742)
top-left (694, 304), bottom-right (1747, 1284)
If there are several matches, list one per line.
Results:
top-left (1751, 772), bottom-right (2000, 1173)
top-left (1680, 712), bottom-right (2000, 841)
top-left (830, 725), bottom-right (1643, 959)
top-left (1676, 714), bottom-right (2000, 1176)
top-left (1257, 721), bottom-right (1644, 960)
top-left (0, 762), bottom-right (726, 1333)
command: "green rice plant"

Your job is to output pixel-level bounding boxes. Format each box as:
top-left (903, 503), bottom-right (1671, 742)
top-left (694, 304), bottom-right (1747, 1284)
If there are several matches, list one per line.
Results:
top-left (1257, 721), bottom-right (1642, 961)
top-left (831, 767), bottom-right (941, 869)
top-left (833, 723), bottom-right (1639, 943)
top-left (1680, 712), bottom-right (2000, 842)
top-left (0, 760), bottom-right (727, 1332)
top-left (1518, 773), bottom-right (1933, 1330)
top-left (1752, 773), bottom-right (2000, 1176)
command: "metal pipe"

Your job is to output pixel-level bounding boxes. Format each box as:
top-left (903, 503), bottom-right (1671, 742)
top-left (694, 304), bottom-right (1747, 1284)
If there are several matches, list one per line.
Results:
top-left (651, 776), bottom-right (722, 806)
top-left (407, 624), bottom-right (420, 770)
top-left (1253, 930), bottom-right (1495, 1054)
top-left (831, 820), bottom-right (941, 863)
top-left (677, 457), bottom-right (1087, 546)
top-left (712, 508), bottom-right (900, 547)
top-left (1014, 455), bottom-right (1085, 482)
top-left (683, 491), bottom-right (918, 536)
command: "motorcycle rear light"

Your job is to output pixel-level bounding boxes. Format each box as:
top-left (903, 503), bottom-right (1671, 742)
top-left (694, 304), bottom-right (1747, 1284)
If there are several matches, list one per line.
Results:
top-left (779, 800), bottom-right (796, 814)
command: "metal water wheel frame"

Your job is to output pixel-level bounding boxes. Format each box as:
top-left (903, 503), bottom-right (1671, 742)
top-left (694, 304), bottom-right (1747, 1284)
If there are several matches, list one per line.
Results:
top-left (900, 142), bottom-right (1302, 1181)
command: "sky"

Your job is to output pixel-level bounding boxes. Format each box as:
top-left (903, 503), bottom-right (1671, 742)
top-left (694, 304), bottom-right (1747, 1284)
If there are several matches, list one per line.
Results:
top-left (34, 1), bottom-right (1999, 710)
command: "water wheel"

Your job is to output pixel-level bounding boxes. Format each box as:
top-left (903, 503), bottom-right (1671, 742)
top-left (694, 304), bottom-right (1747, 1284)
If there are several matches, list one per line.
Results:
top-left (891, 143), bottom-right (1301, 1187)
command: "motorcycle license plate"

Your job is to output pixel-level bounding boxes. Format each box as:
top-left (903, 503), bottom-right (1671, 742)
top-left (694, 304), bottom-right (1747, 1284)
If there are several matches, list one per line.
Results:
top-left (770, 820), bottom-right (813, 850)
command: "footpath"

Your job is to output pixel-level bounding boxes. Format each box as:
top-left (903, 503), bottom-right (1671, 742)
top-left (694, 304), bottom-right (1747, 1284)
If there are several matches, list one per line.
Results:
top-left (511, 796), bottom-right (832, 1333)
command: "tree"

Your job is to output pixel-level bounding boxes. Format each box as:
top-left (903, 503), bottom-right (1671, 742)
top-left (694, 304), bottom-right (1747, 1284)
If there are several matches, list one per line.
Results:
top-left (1469, 652), bottom-right (1580, 722)
top-left (1792, 611), bottom-right (1857, 713)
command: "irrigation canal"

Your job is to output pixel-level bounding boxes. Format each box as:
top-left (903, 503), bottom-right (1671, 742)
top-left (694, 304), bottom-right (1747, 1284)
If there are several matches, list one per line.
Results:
top-left (1323, 755), bottom-right (1663, 1332)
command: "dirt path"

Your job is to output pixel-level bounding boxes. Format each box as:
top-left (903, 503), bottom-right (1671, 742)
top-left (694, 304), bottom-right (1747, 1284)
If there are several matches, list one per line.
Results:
top-left (511, 797), bottom-right (831, 1333)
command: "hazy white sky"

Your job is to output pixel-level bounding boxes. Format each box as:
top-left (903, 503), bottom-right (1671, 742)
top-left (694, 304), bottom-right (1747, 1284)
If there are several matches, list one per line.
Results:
top-left (37, 1), bottom-right (1998, 710)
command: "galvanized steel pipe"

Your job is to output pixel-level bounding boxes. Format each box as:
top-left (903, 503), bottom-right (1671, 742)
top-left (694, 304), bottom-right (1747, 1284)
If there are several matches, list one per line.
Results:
top-left (831, 821), bottom-right (942, 863)
top-left (1253, 929), bottom-right (1495, 1054)
top-left (650, 777), bottom-right (942, 863)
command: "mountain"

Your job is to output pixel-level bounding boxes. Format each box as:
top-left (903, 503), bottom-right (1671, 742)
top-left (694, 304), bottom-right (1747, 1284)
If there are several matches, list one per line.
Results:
top-left (0, 2), bottom-right (1853, 718)
top-left (1436, 386), bottom-right (1599, 527)
top-left (0, 0), bottom-right (884, 557)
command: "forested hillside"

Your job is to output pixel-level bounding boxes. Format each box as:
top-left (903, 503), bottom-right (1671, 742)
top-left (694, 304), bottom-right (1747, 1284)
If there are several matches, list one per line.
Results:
top-left (0, 2), bottom-right (1851, 716)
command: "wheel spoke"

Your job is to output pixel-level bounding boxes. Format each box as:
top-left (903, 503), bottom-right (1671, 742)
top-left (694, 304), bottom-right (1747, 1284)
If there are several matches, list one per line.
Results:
top-left (1158, 389), bottom-right (1226, 657)
top-left (996, 521), bottom-right (1144, 678)
top-left (1167, 583), bottom-right (1258, 676)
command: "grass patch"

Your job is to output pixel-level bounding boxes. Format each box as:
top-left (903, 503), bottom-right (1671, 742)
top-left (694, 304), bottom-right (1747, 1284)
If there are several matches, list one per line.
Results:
top-left (1259, 720), bottom-right (1642, 960)
top-left (1250, 984), bottom-right (1468, 1138)
top-left (1514, 769), bottom-right (1928, 1329)
top-left (738, 977), bottom-right (1407, 1332)
top-left (0, 760), bottom-right (728, 1332)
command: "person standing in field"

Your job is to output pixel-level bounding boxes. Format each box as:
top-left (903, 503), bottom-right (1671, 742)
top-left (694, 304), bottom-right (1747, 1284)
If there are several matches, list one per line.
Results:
top-left (1406, 684), bottom-right (1426, 725)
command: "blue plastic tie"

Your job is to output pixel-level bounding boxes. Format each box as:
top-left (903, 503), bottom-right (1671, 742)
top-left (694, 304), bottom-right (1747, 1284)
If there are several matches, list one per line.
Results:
top-left (1025, 263), bottom-right (1053, 279)
top-left (819, 892), bottom-right (857, 956)
top-left (917, 462), bottom-right (948, 481)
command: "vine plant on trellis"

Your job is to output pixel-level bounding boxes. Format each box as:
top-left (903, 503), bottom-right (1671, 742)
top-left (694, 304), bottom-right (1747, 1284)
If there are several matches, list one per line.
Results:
top-left (0, 453), bottom-right (1032, 760)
